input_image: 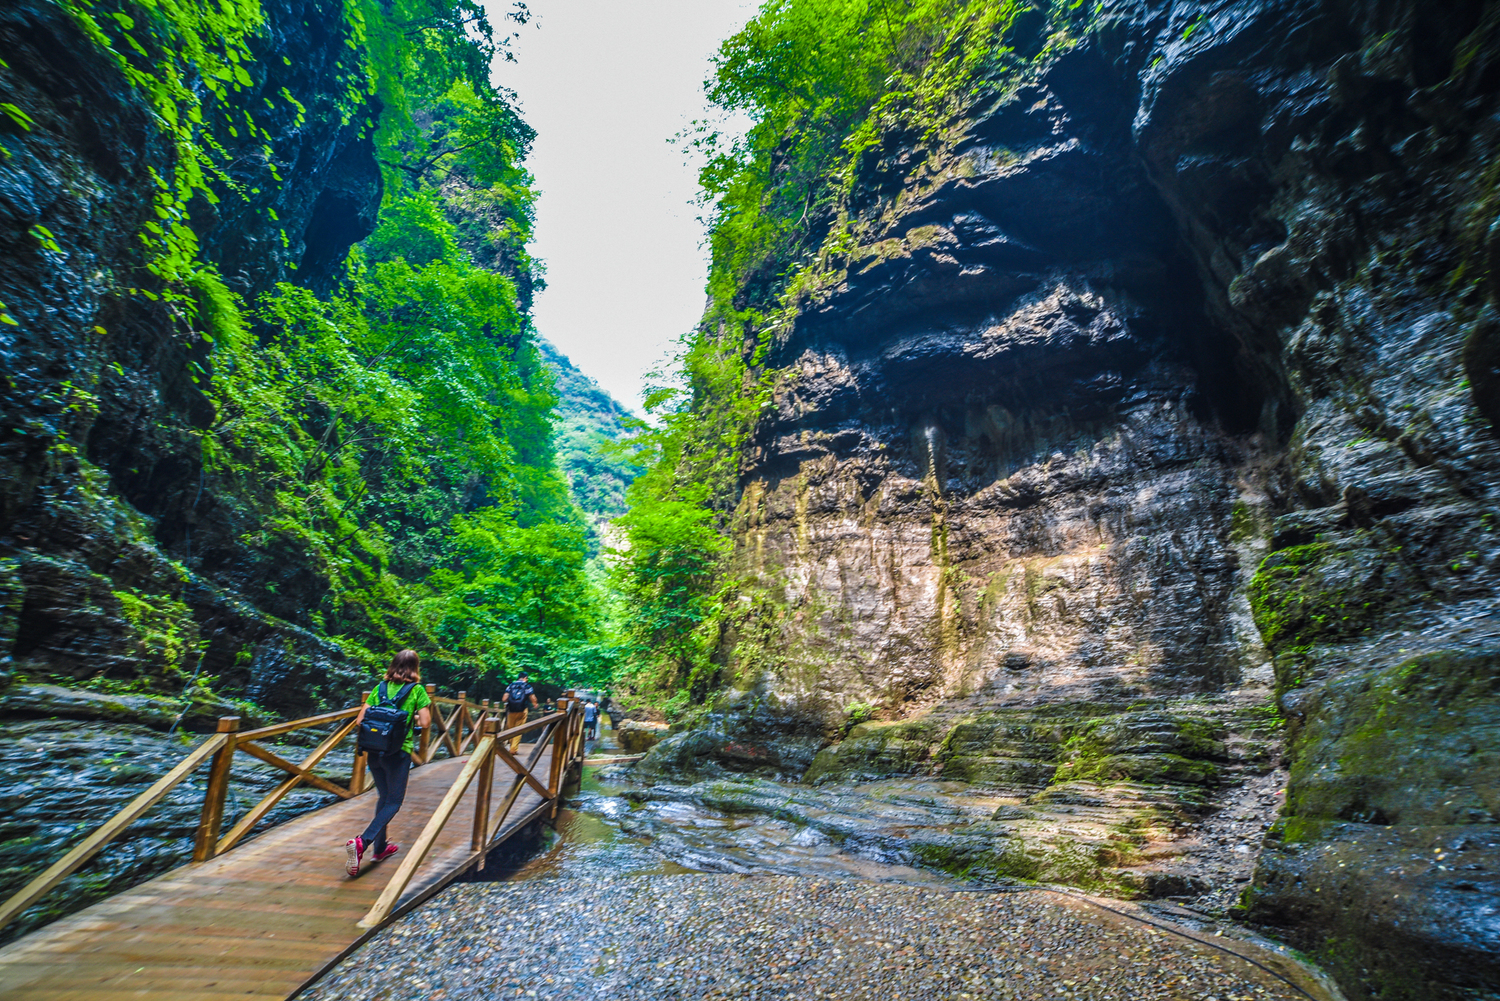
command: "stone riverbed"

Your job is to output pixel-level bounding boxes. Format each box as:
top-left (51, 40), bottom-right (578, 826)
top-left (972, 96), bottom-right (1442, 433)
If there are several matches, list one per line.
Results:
top-left (300, 732), bottom-right (1340, 1001)
top-left (300, 874), bottom-right (1335, 1001)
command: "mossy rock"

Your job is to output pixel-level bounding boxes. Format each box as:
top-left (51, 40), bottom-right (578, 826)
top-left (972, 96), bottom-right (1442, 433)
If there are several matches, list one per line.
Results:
top-left (1052, 711), bottom-right (1227, 786)
top-left (803, 718), bottom-right (944, 785)
top-left (1284, 646), bottom-right (1500, 827)
top-left (1055, 751), bottom-right (1220, 785)
top-left (0, 685), bottom-right (175, 729)
top-left (1247, 538), bottom-right (1414, 653)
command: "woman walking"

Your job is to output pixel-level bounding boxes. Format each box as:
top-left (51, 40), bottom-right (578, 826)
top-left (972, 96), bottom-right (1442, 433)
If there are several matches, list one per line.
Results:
top-left (346, 649), bottom-right (432, 876)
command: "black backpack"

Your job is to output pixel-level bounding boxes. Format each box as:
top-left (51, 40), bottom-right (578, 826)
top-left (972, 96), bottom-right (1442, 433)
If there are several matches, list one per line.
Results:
top-left (504, 680), bottom-right (529, 709)
top-left (358, 681), bottom-right (417, 754)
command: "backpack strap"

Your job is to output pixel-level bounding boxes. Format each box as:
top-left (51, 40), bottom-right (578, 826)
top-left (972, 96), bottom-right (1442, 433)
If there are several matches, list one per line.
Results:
top-left (376, 681), bottom-right (418, 708)
top-left (376, 680), bottom-right (391, 705)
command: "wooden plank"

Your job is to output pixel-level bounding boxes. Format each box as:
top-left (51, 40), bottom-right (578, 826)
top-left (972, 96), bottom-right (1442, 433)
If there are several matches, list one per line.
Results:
top-left (235, 707), bottom-right (359, 743)
top-left (216, 718), bottom-right (359, 855)
top-left (454, 704), bottom-right (477, 756)
top-left (0, 746), bottom-right (556, 1001)
top-left (0, 732), bottom-right (227, 934)
top-left (481, 733), bottom-right (548, 853)
top-left (471, 721), bottom-right (496, 850)
top-left (434, 703), bottom-right (461, 760)
top-left (194, 717), bottom-right (242, 862)
top-left (236, 740), bottom-right (353, 799)
top-left (493, 742), bottom-right (553, 800)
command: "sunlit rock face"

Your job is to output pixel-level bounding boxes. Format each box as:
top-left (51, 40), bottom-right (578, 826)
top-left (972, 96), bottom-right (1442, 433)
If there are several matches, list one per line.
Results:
top-left (728, 54), bottom-right (1268, 714)
top-left (649, 1), bottom-right (1500, 996)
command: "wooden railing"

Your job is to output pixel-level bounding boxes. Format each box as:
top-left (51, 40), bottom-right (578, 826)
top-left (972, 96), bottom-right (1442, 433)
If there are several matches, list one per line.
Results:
top-left (0, 686), bottom-right (528, 935)
top-left (357, 695), bottom-right (588, 928)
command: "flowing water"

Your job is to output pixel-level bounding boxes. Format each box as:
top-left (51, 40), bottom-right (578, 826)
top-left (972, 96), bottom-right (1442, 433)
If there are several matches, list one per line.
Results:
top-left (472, 760), bottom-right (964, 890)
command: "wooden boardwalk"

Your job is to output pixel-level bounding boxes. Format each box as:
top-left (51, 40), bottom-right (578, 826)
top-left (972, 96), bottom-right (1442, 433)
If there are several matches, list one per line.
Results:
top-left (0, 749), bottom-right (553, 1000)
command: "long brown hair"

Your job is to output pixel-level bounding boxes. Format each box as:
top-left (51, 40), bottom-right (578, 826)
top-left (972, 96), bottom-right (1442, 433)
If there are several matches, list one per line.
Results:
top-left (387, 649), bottom-right (421, 684)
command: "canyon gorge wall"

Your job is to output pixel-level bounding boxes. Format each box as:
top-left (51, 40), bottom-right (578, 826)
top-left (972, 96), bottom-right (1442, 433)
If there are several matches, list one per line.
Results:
top-left (644, 2), bottom-right (1500, 998)
top-left (0, 0), bottom-right (380, 721)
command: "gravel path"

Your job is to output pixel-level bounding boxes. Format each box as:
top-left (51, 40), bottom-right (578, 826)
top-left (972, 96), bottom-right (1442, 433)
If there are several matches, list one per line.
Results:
top-left (300, 875), bottom-right (1327, 1001)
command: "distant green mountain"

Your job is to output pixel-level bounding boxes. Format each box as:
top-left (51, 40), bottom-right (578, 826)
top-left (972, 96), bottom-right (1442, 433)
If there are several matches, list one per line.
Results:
top-left (536, 337), bottom-right (640, 543)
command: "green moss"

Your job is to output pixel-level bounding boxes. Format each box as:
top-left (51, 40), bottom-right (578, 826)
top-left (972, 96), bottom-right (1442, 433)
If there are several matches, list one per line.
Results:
top-left (1055, 752), bottom-right (1220, 785)
top-left (1247, 540), bottom-right (1404, 654)
top-left (1050, 712), bottom-right (1226, 787)
top-left (910, 835), bottom-right (1043, 884)
top-left (1283, 648), bottom-right (1500, 827)
top-left (1228, 500), bottom-right (1260, 543)
top-left (111, 588), bottom-right (199, 680)
top-left (1273, 815), bottom-right (1331, 845)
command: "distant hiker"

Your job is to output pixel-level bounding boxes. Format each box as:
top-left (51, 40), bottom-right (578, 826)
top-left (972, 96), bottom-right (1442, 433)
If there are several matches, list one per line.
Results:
top-left (583, 700), bottom-right (599, 740)
top-left (503, 671), bottom-right (538, 753)
top-left (346, 649), bottom-right (432, 876)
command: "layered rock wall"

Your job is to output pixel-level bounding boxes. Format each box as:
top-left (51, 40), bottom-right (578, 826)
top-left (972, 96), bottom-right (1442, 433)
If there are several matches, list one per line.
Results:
top-left (647, 2), bottom-right (1500, 997)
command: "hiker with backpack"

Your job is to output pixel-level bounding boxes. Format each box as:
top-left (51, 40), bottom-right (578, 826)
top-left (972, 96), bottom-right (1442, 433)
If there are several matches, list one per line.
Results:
top-left (502, 671), bottom-right (537, 753)
top-left (583, 700), bottom-right (599, 740)
top-left (345, 649), bottom-right (432, 876)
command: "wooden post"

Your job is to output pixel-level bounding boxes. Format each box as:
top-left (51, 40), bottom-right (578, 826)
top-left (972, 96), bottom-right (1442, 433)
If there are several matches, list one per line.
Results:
top-left (192, 717), bottom-right (240, 863)
top-left (471, 719), bottom-right (497, 851)
top-left (351, 692), bottom-right (370, 794)
top-left (418, 684), bottom-right (436, 762)
top-left (548, 708), bottom-right (567, 798)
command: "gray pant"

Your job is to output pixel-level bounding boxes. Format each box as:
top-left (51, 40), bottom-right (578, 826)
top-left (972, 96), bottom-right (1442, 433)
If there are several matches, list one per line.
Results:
top-left (361, 751), bottom-right (410, 852)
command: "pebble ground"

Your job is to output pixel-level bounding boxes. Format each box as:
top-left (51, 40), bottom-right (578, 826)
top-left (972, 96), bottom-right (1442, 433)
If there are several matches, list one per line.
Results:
top-left (300, 875), bottom-right (1325, 1001)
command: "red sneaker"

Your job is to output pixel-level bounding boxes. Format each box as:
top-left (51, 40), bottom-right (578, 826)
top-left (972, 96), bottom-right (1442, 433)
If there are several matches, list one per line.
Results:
top-left (345, 836), bottom-right (365, 876)
top-left (373, 843), bottom-right (400, 863)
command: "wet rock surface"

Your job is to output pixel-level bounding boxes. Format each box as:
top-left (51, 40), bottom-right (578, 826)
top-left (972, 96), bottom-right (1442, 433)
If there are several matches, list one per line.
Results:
top-left (301, 875), bottom-right (1335, 1001)
top-left (616, 720), bottom-right (669, 755)
top-left (634, 695), bottom-right (1282, 907)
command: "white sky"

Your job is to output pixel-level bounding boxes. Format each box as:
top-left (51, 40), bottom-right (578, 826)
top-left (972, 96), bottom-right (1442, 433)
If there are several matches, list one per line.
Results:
top-left (488, 0), bottom-right (759, 412)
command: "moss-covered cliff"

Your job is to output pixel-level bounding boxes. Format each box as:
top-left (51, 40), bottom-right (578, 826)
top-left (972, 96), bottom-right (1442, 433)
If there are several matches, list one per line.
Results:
top-left (620, 1), bottom-right (1500, 998)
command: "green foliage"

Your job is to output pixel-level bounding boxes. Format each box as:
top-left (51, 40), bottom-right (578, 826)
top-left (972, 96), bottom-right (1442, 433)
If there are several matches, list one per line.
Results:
top-left (64, 0), bottom-right (611, 693)
top-left (608, 324), bottom-right (772, 701)
top-left (534, 337), bottom-right (641, 548)
top-left (201, 242), bottom-right (604, 681)
top-left (111, 587), bottom-right (199, 682)
top-left (692, 0), bottom-right (1090, 324)
top-left (57, 0), bottom-right (288, 281)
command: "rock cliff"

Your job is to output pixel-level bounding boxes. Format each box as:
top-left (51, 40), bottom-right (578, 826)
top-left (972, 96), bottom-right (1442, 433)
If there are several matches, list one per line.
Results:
top-left (639, 1), bottom-right (1500, 997)
top-left (0, 0), bottom-right (379, 720)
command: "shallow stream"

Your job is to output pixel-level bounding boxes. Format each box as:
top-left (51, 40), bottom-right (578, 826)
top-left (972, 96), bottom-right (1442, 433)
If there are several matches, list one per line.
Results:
top-left (473, 762), bottom-right (964, 890)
